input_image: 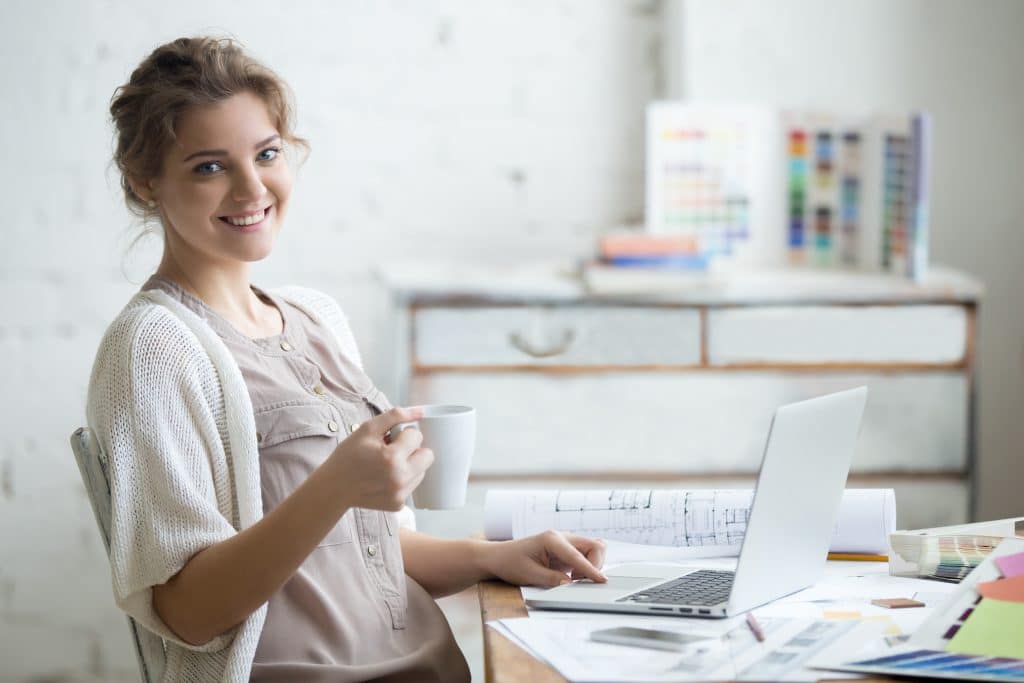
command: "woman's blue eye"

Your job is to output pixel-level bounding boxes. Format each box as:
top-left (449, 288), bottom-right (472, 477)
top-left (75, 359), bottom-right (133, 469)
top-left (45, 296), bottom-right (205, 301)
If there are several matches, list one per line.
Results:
top-left (194, 161), bottom-right (223, 175)
top-left (258, 147), bottom-right (281, 162)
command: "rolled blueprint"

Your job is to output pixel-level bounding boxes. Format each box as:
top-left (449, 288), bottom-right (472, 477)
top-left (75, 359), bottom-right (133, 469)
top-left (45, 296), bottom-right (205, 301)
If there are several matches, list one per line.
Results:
top-left (484, 488), bottom-right (896, 556)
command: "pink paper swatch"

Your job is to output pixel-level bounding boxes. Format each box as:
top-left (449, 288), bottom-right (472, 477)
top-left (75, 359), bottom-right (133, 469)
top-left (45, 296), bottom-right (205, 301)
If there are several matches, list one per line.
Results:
top-left (995, 551), bottom-right (1024, 578)
top-left (977, 575), bottom-right (1024, 603)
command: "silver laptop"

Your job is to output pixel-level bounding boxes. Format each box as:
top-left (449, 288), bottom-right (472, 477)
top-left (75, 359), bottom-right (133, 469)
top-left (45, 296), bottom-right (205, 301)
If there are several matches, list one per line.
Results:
top-left (525, 386), bottom-right (868, 618)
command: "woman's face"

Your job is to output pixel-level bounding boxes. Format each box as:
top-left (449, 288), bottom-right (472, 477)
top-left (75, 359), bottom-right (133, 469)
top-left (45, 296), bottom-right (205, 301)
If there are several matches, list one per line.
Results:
top-left (149, 91), bottom-right (293, 266)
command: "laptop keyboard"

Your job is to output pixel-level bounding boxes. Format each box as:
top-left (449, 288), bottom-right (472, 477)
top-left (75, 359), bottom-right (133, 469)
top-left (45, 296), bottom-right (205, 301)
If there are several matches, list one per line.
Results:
top-left (618, 569), bottom-right (735, 606)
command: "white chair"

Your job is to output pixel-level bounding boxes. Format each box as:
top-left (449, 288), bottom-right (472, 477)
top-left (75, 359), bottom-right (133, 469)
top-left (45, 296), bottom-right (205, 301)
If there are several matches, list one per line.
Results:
top-left (71, 427), bottom-right (166, 683)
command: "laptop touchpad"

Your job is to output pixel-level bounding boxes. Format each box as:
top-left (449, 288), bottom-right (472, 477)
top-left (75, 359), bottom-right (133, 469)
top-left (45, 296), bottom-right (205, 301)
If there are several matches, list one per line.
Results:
top-left (547, 576), bottom-right (655, 599)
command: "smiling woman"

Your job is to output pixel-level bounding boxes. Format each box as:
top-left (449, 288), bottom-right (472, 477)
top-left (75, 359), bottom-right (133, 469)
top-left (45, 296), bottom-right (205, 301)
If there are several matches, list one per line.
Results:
top-left (88, 36), bottom-right (606, 683)
top-left (146, 93), bottom-right (290, 276)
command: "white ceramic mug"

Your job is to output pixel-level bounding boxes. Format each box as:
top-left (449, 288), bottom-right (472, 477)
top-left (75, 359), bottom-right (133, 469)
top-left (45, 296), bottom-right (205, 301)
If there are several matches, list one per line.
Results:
top-left (388, 404), bottom-right (475, 510)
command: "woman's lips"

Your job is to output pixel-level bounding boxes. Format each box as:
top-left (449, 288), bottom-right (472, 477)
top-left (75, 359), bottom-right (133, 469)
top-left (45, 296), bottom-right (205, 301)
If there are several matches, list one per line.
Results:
top-left (219, 205), bottom-right (272, 232)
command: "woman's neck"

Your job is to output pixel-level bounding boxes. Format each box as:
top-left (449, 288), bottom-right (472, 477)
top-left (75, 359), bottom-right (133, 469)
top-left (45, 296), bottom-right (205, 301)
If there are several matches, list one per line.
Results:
top-left (155, 250), bottom-right (282, 338)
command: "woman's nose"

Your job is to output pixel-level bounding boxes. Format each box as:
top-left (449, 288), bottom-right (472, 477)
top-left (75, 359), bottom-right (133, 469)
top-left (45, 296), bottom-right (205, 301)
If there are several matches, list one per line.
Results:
top-left (232, 163), bottom-right (267, 202)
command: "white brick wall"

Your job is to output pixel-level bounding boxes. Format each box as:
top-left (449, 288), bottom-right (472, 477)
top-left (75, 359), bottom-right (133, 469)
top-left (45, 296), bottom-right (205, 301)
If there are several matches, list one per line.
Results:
top-left (0, 1), bottom-right (660, 679)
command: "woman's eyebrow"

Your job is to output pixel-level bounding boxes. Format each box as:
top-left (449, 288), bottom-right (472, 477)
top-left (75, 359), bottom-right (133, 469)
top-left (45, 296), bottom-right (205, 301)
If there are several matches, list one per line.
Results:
top-left (182, 134), bottom-right (282, 163)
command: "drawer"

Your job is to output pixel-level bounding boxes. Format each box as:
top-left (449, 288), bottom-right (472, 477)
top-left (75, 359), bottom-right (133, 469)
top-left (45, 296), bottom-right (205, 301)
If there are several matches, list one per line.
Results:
top-left (707, 305), bottom-right (968, 365)
top-left (413, 306), bottom-right (701, 367)
top-left (410, 371), bottom-right (968, 474)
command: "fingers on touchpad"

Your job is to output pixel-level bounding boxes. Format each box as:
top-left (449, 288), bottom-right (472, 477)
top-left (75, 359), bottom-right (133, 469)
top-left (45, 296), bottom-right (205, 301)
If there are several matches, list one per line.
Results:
top-left (549, 576), bottom-right (654, 596)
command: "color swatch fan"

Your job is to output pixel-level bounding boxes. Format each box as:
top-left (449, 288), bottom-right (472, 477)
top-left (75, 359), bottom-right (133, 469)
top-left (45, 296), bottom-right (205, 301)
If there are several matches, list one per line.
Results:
top-left (889, 518), bottom-right (1024, 583)
top-left (813, 538), bottom-right (1024, 681)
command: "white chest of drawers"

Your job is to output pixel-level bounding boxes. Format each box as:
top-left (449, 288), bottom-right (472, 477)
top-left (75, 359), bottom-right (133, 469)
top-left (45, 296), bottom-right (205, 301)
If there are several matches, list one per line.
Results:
top-left (378, 264), bottom-right (982, 537)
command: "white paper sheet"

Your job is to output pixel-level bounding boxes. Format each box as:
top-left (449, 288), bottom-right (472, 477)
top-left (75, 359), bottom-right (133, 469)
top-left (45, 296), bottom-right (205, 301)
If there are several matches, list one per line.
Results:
top-left (485, 488), bottom-right (896, 555)
top-left (491, 614), bottom-right (862, 682)
top-left (776, 572), bottom-right (955, 605)
top-left (509, 559), bottom-right (959, 681)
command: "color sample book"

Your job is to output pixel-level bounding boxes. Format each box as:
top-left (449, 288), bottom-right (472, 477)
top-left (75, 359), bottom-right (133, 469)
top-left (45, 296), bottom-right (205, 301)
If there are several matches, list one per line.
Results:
top-left (645, 103), bottom-right (767, 266)
top-left (889, 524), bottom-right (1020, 583)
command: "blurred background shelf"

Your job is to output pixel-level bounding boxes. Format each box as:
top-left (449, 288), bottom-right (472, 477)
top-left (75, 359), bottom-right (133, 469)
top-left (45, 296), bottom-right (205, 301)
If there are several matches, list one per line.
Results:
top-left (379, 262), bottom-right (982, 538)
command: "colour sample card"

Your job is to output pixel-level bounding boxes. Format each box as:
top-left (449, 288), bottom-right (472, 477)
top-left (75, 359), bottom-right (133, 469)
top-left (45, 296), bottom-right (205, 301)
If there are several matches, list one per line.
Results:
top-left (947, 598), bottom-right (1024, 659)
top-left (646, 104), bottom-right (767, 264)
top-left (782, 113), bottom-right (866, 268)
top-left (882, 132), bottom-right (910, 272)
top-left (977, 576), bottom-right (1024, 603)
top-left (995, 552), bottom-right (1024, 578)
top-left (838, 132), bottom-right (862, 267)
top-left (845, 648), bottom-right (1024, 680)
top-left (786, 129), bottom-right (808, 256)
top-left (871, 598), bottom-right (926, 609)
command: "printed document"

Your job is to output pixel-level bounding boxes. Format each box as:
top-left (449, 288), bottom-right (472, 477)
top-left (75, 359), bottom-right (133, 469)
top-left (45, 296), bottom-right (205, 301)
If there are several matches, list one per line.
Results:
top-left (485, 488), bottom-right (895, 556)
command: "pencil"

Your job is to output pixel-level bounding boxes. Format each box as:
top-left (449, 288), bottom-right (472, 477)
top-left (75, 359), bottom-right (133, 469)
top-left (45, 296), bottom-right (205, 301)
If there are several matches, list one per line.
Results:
top-left (827, 552), bottom-right (888, 562)
top-left (745, 612), bottom-right (765, 643)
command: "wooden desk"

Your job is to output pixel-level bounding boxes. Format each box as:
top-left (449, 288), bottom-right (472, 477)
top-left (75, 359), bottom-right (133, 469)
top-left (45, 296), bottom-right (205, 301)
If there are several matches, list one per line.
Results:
top-left (478, 580), bottom-right (564, 683)
top-left (477, 580), bottom-right (896, 683)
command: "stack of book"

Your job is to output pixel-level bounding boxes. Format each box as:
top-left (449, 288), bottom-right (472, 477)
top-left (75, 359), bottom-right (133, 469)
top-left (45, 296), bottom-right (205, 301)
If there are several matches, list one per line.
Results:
top-left (889, 517), bottom-right (1024, 583)
top-left (598, 232), bottom-right (708, 270)
top-left (582, 231), bottom-right (715, 295)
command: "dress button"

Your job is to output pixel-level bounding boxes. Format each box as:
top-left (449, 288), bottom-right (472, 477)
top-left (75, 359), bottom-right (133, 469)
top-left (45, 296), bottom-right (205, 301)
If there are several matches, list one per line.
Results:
top-left (279, 340), bottom-right (293, 352)
top-left (256, 431), bottom-right (263, 442)
top-left (313, 385), bottom-right (326, 395)
top-left (350, 422), bottom-right (360, 433)
top-left (328, 421), bottom-right (339, 432)
top-left (367, 544), bottom-right (377, 557)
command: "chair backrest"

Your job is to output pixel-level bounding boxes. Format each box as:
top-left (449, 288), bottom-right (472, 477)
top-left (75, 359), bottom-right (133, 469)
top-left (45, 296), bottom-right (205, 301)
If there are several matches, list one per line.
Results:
top-left (71, 427), bottom-right (166, 683)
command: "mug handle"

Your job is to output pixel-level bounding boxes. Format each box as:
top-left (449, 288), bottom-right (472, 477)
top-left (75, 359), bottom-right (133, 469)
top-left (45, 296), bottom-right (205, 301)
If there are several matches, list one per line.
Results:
top-left (385, 421), bottom-right (420, 444)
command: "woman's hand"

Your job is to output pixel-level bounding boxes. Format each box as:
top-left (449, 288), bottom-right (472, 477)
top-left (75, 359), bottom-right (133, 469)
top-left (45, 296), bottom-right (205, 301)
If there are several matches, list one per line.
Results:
top-left (481, 531), bottom-right (608, 587)
top-left (154, 405), bottom-right (433, 646)
top-left (327, 406), bottom-right (434, 511)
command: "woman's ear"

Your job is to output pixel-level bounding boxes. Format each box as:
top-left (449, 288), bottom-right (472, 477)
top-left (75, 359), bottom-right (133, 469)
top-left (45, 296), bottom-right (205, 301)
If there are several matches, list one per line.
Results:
top-left (128, 176), bottom-right (157, 205)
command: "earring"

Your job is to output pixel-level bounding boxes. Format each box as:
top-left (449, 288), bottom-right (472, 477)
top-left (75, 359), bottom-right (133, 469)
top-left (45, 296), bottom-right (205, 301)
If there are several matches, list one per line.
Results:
top-left (147, 200), bottom-right (157, 208)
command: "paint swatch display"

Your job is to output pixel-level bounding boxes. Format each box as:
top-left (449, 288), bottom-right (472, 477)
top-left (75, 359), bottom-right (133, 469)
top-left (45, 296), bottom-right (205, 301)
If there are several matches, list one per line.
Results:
top-left (787, 125), bottom-right (862, 267)
top-left (781, 111), bottom-right (930, 275)
top-left (644, 103), bottom-right (931, 278)
top-left (815, 538), bottom-right (1024, 682)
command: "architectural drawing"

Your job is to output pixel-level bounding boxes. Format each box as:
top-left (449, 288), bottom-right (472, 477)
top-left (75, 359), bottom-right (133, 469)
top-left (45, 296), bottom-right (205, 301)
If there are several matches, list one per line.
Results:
top-left (513, 489), bottom-right (755, 548)
top-left (488, 488), bottom-right (896, 555)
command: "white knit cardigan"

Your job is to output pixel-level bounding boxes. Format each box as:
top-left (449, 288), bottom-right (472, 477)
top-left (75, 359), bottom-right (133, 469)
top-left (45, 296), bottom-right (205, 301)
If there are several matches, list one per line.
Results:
top-left (86, 286), bottom-right (412, 682)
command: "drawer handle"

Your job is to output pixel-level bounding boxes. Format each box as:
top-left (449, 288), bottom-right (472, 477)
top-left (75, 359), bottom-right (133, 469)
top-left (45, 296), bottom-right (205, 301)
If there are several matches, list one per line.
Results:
top-left (508, 330), bottom-right (576, 358)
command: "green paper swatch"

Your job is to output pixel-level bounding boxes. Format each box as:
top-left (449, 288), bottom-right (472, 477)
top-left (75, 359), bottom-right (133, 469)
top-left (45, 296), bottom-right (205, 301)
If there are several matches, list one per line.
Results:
top-left (948, 598), bottom-right (1024, 659)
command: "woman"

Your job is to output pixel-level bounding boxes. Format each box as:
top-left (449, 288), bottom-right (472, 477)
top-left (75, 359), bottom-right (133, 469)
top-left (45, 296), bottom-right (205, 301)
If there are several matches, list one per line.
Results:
top-left (89, 36), bottom-right (606, 682)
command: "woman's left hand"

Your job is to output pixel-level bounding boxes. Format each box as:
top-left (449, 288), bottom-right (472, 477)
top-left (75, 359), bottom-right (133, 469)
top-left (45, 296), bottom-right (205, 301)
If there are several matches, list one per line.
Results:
top-left (481, 531), bottom-right (607, 587)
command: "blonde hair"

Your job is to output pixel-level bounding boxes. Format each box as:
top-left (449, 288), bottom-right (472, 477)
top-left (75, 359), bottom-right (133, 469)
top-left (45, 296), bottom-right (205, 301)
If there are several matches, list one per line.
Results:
top-left (110, 36), bottom-right (309, 219)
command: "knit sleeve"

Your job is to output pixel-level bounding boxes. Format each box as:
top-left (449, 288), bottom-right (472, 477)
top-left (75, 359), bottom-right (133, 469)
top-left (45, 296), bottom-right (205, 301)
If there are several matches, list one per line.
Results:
top-left (87, 304), bottom-right (238, 652)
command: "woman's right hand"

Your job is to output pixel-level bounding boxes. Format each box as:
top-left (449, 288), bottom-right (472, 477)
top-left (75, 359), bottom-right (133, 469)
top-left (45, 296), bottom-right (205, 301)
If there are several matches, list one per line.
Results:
top-left (153, 405), bottom-right (432, 646)
top-left (328, 406), bottom-right (435, 511)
